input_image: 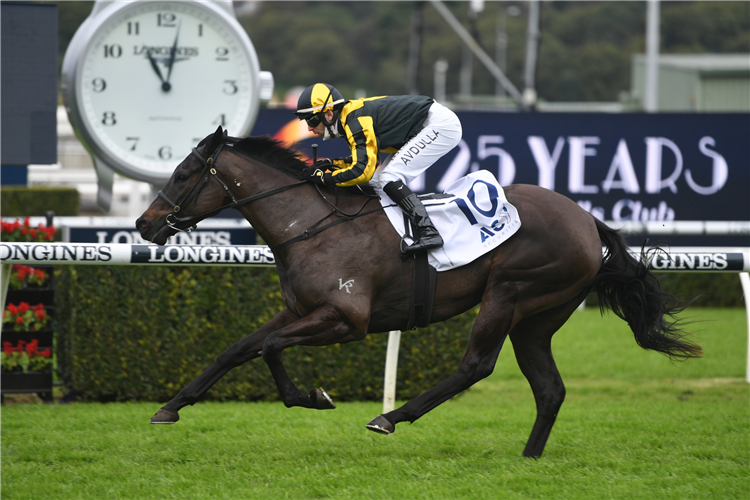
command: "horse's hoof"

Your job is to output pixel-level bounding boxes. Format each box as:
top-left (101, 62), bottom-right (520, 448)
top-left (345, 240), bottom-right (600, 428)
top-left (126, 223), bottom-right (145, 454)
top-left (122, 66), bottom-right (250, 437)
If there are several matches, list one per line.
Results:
top-left (309, 388), bottom-right (336, 410)
top-left (150, 408), bottom-right (179, 424)
top-left (366, 415), bottom-right (394, 435)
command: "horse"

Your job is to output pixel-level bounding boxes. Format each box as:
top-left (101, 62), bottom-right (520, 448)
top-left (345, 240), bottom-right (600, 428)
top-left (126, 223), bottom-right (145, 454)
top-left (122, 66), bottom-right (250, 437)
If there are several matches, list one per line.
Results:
top-left (136, 126), bottom-right (701, 458)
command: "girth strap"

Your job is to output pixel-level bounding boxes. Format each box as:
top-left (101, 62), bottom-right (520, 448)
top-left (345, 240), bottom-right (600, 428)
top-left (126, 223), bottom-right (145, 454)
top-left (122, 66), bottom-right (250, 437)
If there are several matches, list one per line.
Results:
top-left (401, 211), bottom-right (437, 330)
top-left (406, 251), bottom-right (438, 330)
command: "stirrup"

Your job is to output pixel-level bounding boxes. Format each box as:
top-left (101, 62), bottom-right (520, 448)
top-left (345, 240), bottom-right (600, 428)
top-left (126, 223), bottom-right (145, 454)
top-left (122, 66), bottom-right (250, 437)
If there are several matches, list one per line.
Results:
top-left (402, 234), bottom-right (444, 254)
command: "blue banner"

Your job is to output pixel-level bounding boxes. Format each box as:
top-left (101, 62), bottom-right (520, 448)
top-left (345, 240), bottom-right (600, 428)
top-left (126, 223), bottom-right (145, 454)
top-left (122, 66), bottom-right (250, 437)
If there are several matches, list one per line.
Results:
top-left (252, 109), bottom-right (749, 223)
top-left (65, 226), bottom-right (256, 245)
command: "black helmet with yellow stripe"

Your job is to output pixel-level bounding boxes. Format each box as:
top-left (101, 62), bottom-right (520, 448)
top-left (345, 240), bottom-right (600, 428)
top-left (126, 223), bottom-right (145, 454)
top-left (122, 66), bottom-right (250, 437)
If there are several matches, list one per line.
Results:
top-left (294, 83), bottom-right (346, 127)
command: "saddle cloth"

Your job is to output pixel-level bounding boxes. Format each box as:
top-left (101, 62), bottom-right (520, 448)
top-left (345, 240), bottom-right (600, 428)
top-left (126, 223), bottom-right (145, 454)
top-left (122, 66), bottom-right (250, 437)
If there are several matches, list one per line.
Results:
top-left (379, 170), bottom-right (522, 272)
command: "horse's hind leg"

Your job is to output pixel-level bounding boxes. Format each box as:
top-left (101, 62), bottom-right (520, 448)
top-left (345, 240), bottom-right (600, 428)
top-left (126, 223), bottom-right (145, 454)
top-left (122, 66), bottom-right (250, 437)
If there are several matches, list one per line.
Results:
top-left (367, 281), bottom-right (517, 435)
top-left (509, 297), bottom-right (583, 458)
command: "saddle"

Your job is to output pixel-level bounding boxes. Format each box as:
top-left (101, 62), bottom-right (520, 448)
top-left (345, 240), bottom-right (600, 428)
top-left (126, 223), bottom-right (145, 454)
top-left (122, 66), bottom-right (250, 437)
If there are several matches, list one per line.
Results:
top-left (392, 172), bottom-right (522, 329)
top-left (378, 170), bottom-right (521, 272)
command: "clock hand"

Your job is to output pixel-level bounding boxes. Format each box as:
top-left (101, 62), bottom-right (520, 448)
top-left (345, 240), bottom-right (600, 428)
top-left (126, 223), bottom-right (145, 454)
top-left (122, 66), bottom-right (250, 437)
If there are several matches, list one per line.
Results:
top-left (146, 49), bottom-right (167, 87)
top-left (164, 22), bottom-right (181, 91)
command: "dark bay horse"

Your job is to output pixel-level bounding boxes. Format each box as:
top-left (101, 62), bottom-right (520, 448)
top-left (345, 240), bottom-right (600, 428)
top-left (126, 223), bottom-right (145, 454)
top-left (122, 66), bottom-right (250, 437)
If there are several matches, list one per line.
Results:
top-left (136, 126), bottom-right (701, 458)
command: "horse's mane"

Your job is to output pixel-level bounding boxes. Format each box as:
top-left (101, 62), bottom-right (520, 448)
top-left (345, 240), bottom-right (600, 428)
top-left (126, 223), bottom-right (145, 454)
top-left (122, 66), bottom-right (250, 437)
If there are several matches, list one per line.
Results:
top-left (223, 135), bottom-right (378, 197)
top-left (226, 135), bottom-right (307, 180)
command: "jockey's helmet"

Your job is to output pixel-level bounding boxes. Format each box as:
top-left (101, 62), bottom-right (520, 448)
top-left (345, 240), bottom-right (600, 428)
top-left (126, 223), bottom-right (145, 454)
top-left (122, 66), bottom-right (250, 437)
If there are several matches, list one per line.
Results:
top-left (294, 83), bottom-right (346, 127)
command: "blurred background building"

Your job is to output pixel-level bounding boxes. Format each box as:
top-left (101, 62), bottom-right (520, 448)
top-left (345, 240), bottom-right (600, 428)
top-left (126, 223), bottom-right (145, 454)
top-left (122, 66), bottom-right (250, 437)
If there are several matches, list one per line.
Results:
top-left (629, 54), bottom-right (750, 112)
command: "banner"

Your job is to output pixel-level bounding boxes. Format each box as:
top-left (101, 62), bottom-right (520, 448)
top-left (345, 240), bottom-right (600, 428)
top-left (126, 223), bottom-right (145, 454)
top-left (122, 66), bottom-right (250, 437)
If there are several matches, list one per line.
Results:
top-left (0, 216), bottom-right (258, 246)
top-left (64, 222), bottom-right (256, 245)
top-left (252, 110), bottom-right (749, 224)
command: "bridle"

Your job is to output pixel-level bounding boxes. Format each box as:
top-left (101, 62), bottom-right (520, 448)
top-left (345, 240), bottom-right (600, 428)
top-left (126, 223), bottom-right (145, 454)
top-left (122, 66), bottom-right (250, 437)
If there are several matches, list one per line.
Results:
top-left (157, 139), bottom-right (384, 250)
top-left (157, 141), bottom-right (306, 232)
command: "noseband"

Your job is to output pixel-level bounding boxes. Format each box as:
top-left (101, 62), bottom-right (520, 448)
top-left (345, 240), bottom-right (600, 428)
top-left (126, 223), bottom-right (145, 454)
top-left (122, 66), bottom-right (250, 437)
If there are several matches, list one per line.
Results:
top-left (157, 141), bottom-right (306, 232)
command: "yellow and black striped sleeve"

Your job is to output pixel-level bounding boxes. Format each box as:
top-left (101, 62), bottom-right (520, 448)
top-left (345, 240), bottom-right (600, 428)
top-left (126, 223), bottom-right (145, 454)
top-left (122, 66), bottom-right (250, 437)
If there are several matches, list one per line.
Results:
top-left (330, 156), bottom-right (352, 170)
top-left (328, 116), bottom-right (380, 187)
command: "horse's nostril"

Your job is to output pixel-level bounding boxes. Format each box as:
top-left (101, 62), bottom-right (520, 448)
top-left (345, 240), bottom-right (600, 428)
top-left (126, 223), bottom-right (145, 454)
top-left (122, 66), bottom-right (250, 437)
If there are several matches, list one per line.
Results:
top-left (136, 218), bottom-right (148, 230)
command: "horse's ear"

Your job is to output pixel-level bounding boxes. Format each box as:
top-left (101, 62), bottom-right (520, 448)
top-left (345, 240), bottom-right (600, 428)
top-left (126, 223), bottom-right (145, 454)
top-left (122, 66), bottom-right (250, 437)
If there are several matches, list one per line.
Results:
top-left (207, 126), bottom-right (224, 149)
top-left (213, 125), bottom-right (224, 140)
top-left (196, 126), bottom-right (223, 149)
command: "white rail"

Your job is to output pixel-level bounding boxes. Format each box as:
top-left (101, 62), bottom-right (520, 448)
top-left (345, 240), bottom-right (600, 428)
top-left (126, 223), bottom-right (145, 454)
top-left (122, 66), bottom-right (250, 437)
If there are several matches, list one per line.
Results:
top-left (1, 242), bottom-right (747, 271)
top-left (607, 220), bottom-right (750, 236)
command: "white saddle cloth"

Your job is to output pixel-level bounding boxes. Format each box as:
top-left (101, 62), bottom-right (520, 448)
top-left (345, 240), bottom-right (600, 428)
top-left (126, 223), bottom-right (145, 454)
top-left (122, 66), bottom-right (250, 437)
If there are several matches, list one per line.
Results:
top-left (379, 170), bottom-right (522, 272)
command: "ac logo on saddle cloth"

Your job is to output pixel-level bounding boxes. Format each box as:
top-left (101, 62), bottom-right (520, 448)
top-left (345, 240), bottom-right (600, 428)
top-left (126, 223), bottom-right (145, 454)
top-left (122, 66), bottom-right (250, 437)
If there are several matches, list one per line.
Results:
top-left (380, 170), bottom-right (521, 272)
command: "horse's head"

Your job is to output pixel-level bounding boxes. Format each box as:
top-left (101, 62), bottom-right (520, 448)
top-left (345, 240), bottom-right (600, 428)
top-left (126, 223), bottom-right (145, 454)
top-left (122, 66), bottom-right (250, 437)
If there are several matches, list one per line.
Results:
top-left (136, 126), bottom-right (233, 245)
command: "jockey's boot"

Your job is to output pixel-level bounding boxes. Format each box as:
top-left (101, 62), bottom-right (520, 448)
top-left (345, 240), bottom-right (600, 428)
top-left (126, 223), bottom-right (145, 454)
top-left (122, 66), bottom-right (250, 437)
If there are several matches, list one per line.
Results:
top-left (383, 180), bottom-right (444, 253)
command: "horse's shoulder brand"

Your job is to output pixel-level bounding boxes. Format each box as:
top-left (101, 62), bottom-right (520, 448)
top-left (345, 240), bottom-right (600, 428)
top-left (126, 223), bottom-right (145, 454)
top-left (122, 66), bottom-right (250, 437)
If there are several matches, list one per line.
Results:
top-left (338, 278), bottom-right (354, 293)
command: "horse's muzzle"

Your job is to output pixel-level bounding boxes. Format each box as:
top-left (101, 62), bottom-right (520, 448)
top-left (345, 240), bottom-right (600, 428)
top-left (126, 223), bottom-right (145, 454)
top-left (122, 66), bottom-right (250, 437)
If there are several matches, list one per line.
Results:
top-left (135, 214), bottom-right (175, 245)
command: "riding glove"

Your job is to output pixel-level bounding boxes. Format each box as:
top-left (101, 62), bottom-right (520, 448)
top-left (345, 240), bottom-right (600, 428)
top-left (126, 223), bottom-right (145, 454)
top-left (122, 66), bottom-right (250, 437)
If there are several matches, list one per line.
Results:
top-left (301, 167), bottom-right (326, 184)
top-left (301, 159), bottom-right (335, 185)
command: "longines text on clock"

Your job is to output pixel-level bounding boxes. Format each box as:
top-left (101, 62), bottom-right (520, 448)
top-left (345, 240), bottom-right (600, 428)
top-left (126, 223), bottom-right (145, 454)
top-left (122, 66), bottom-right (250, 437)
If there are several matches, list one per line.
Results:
top-left (133, 45), bottom-right (199, 58)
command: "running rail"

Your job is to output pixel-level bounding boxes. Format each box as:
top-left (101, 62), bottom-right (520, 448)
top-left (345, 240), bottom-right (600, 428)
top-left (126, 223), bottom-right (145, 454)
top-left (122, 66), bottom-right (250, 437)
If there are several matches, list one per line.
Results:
top-left (607, 220), bottom-right (750, 236)
top-left (1, 242), bottom-right (748, 271)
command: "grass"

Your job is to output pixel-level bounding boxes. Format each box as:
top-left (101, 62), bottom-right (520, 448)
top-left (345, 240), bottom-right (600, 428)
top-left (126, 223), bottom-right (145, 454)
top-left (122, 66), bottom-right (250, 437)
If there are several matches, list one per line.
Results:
top-left (2, 308), bottom-right (749, 499)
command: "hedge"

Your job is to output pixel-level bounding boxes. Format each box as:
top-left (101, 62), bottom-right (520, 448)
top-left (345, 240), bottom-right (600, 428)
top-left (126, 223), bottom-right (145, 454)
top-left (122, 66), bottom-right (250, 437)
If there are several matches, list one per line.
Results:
top-left (1, 187), bottom-right (80, 216)
top-left (54, 265), bottom-right (474, 403)
top-left (657, 273), bottom-right (745, 307)
top-left (586, 272), bottom-right (745, 308)
top-left (54, 265), bottom-right (744, 403)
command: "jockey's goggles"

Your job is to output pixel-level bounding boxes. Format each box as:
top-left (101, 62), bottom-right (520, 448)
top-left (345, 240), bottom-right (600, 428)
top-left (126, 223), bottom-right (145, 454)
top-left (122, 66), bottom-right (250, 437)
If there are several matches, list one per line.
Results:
top-left (305, 113), bottom-right (323, 128)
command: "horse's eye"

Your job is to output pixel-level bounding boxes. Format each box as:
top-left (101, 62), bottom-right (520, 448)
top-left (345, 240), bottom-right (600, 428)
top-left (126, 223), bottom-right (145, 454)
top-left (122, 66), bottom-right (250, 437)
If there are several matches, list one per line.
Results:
top-left (176, 174), bottom-right (188, 182)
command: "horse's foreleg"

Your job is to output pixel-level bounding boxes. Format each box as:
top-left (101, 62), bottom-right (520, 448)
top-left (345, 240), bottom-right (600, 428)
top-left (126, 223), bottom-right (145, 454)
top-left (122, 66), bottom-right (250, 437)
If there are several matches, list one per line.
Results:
top-left (261, 303), bottom-right (366, 410)
top-left (368, 283), bottom-right (517, 434)
top-left (151, 308), bottom-right (298, 423)
top-left (509, 299), bottom-right (581, 458)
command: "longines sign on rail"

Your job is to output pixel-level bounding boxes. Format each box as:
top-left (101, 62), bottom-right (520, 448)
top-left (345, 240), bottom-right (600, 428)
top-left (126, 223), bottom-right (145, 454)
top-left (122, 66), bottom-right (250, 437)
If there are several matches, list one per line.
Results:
top-left (0, 243), bottom-right (276, 266)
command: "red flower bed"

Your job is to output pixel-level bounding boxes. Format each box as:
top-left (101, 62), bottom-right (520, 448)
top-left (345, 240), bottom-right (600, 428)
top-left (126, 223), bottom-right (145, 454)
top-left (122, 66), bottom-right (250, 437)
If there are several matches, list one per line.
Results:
top-left (1, 217), bottom-right (56, 242)
top-left (8, 264), bottom-right (50, 289)
top-left (2, 302), bottom-right (49, 332)
top-left (1, 339), bottom-right (52, 372)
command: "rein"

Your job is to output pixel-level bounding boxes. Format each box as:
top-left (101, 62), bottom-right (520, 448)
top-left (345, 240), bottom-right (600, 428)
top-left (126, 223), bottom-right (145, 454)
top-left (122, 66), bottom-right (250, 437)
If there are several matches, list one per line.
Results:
top-left (158, 142), bottom-right (306, 231)
top-left (272, 199), bottom-right (382, 252)
top-left (159, 140), bottom-right (383, 250)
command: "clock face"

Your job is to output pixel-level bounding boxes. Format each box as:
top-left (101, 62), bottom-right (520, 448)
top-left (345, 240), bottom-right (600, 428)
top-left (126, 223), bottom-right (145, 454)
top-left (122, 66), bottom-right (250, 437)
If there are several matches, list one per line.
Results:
top-left (74, 1), bottom-right (259, 183)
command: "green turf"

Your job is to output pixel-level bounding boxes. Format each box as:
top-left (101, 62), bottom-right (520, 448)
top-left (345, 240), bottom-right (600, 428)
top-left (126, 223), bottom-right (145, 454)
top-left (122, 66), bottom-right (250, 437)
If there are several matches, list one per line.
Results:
top-left (2, 308), bottom-right (748, 499)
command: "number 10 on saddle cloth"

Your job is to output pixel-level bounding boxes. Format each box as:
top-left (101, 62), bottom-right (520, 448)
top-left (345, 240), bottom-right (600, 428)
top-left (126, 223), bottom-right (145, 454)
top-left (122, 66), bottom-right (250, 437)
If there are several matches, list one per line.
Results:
top-left (379, 170), bottom-right (522, 271)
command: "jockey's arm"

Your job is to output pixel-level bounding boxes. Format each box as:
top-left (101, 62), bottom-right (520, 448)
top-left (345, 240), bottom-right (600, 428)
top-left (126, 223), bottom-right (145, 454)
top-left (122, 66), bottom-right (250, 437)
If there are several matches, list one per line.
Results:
top-left (330, 156), bottom-right (352, 170)
top-left (327, 117), bottom-right (379, 187)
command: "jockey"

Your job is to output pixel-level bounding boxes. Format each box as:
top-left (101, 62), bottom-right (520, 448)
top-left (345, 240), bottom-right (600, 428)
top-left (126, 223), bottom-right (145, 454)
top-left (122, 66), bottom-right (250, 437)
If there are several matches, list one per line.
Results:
top-left (294, 83), bottom-right (462, 254)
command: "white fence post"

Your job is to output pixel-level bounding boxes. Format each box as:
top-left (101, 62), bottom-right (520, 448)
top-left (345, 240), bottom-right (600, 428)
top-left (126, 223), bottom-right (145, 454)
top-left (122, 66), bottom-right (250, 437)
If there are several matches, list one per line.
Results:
top-left (1, 264), bottom-right (10, 309)
top-left (739, 273), bottom-right (750, 383)
top-left (383, 330), bottom-right (402, 414)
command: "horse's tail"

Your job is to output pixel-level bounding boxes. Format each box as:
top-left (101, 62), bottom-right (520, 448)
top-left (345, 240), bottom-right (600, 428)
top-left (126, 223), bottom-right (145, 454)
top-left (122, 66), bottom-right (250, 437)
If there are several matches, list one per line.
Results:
top-left (589, 217), bottom-right (702, 360)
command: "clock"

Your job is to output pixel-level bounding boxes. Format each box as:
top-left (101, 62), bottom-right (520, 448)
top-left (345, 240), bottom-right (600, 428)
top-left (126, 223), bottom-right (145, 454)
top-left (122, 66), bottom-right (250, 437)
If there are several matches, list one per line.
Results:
top-left (61, 0), bottom-right (273, 211)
